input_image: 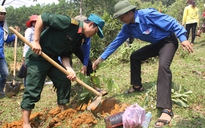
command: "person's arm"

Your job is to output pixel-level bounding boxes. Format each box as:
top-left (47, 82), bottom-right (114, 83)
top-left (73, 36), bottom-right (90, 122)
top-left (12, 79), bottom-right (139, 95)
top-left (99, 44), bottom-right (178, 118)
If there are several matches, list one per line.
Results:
top-left (145, 9), bottom-right (187, 43)
top-left (93, 28), bottom-right (130, 69)
top-left (33, 15), bottom-right (44, 55)
top-left (5, 25), bottom-right (19, 43)
top-left (82, 37), bottom-right (91, 66)
top-left (5, 34), bottom-right (15, 43)
top-left (100, 28), bottom-right (130, 60)
top-left (146, 9), bottom-right (193, 53)
top-left (61, 57), bottom-right (76, 81)
top-left (23, 28), bottom-right (32, 58)
top-left (81, 37), bottom-right (90, 75)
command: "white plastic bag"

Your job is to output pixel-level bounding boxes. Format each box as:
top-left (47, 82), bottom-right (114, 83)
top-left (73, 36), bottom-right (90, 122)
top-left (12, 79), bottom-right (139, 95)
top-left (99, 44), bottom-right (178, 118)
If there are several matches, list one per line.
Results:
top-left (122, 103), bottom-right (146, 128)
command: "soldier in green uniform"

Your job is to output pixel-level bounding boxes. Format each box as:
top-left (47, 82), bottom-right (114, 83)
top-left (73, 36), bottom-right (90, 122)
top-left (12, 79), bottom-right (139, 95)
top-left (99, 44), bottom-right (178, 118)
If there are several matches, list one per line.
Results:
top-left (21, 13), bottom-right (105, 128)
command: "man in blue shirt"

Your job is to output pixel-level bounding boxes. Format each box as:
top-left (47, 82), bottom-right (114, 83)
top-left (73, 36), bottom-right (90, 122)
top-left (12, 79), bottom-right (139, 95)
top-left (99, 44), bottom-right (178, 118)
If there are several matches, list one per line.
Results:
top-left (0, 6), bottom-right (16, 97)
top-left (58, 15), bottom-right (107, 95)
top-left (72, 15), bottom-right (93, 76)
top-left (93, 0), bottom-right (193, 127)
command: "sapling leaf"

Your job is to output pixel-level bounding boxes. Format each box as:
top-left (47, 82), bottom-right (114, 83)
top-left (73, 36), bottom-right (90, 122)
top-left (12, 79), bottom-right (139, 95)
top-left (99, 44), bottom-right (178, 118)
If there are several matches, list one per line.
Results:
top-left (142, 93), bottom-right (149, 107)
top-left (80, 92), bottom-right (89, 98)
top-left (181, 97), bottom-right (188, 102)
top-left (184, 90), bottom-right (192, 94)
top-left (113, 83), bottom-right (120, 91)
top-left (172, 98), bottom-right (188, 107)
top-left (92, 77), bottom-right (100, 87)
top-left (107, 79), bottom-right (114, 91)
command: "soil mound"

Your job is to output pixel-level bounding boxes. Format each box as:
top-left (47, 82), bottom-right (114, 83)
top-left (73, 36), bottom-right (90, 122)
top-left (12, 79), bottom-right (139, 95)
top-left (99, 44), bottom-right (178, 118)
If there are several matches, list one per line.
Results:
top-left (2, 98), bottom-right (129, 128)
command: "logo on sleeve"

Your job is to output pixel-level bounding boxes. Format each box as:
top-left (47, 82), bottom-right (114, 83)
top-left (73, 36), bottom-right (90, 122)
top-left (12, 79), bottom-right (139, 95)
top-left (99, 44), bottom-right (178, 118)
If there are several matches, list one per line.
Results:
top-left (143, 28), bottom-right (152, 35)
top-left (71, 18), bottom-right (79, 26)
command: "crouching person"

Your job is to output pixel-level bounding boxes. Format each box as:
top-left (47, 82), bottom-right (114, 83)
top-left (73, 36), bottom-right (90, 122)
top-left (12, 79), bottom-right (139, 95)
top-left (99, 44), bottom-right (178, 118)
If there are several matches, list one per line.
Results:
top-left (21, 13), bottom-right (105, 128)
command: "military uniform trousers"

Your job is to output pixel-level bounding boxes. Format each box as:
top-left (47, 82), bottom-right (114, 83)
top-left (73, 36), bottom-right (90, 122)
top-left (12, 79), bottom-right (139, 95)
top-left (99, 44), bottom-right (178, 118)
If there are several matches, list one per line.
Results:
top-left (21, 53), bottom-right (71, 110)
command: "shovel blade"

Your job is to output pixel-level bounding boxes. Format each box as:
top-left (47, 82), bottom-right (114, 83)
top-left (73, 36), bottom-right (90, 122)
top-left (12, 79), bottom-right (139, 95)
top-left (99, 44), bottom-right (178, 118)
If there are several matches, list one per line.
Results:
top-left (5, 82), bottom-right (21, 98)
top-left (87, 96), bottom-right (102, 110)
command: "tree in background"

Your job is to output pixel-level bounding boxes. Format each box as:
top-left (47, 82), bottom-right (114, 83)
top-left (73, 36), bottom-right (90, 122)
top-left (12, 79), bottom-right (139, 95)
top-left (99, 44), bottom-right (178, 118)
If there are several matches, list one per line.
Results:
top-left (3, 0), bottom-right (205, 58)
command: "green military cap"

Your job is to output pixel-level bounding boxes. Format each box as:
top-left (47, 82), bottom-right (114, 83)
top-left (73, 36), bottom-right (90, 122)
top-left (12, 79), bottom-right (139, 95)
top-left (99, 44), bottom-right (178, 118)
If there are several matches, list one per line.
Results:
top-left (113, 0), bottom-right (136, 18)
top-left (88, 14), bottom-right (105, 38)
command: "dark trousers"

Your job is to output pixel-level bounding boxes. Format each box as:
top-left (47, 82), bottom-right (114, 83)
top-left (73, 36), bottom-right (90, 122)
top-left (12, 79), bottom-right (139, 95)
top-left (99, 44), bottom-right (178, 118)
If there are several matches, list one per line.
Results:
top-left (130, 33), bottom-right (178, 109)
top-left (186, 23), bottom-right (197, 43)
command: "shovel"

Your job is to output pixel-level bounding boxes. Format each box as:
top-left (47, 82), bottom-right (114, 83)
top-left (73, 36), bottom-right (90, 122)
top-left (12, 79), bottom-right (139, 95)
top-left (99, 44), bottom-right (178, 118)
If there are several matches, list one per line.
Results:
top-left (9, 27), bottom-right (102, 110)
top-left (5, 35), bottom-right (21, 98)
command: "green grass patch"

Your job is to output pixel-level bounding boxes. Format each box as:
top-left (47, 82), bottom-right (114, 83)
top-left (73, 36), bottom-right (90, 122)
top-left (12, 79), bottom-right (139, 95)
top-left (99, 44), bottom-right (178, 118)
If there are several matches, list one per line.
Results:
top-left (1, 35), bottom-right (205, 127)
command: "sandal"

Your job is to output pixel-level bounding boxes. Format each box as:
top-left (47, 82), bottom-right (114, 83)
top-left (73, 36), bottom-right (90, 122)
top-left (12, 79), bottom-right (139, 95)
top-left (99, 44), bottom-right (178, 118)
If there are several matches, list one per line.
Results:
top-left (124, 86), bottom-right (144, 94)
top-left (154, 109), bottom-right (174, 128)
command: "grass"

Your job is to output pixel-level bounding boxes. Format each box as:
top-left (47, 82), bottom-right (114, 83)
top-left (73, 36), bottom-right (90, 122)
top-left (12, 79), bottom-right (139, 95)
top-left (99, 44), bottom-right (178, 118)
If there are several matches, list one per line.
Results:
top-left (1, 35), bottom-right (205, 128)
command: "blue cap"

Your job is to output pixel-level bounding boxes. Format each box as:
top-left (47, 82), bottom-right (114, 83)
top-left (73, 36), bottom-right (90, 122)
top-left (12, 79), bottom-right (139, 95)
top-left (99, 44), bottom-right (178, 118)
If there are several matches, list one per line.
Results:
top-left (88, 14), bottom-right (105, 38)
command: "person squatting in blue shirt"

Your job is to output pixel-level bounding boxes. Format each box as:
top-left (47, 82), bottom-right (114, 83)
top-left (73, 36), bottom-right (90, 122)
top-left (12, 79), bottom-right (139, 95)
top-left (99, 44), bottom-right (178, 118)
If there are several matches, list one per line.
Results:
top-left (58, 15), bottom-right (108, 96)
top-left (93, 1), bottom-right (193, 127)
top-left (58, 37), bottom-right (92, 76)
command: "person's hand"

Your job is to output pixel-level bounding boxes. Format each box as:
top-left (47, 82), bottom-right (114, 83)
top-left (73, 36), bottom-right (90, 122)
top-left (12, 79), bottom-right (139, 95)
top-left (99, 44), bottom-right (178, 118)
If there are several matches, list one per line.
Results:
top-left (66, 67), bottom-right (76, 81)
top-left (181, 40), bottom-right (193, 53)
top-left (80, 66), bottom-right (87, 75)
top-left (92, 58), bottom-right (103, 70)
top-left (14, 25), bottom-right (20, 32)
top-left (32, 42), bottom-right (42, 55)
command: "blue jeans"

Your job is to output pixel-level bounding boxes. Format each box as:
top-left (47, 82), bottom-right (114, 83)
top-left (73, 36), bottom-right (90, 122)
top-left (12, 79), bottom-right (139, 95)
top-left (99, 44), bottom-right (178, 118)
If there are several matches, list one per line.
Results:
top-left (0, 58), bottom-right (9, 92)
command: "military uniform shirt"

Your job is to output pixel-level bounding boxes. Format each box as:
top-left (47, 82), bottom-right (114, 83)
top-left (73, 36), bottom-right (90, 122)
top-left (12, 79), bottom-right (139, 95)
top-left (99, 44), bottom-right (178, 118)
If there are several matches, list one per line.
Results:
top-left (35, 13), bottom-right (84, 58)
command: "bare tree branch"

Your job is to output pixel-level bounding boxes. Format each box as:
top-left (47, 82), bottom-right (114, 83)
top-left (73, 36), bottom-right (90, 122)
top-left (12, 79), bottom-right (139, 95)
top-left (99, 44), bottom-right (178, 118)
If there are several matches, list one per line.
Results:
top-left (2, 0), bottom-right (6, 6)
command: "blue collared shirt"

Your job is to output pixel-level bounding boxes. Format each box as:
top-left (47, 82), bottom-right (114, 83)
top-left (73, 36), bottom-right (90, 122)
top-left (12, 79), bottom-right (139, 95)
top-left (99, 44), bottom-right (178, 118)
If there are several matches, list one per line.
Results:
top-left (58, 37), bottom-right (91, 66)
top-left (82, 37), bottom-right (91, 66)
top-left (0, 24), bottom-right (15, 59)
top-left (100, 8), bottom-right (187, 60)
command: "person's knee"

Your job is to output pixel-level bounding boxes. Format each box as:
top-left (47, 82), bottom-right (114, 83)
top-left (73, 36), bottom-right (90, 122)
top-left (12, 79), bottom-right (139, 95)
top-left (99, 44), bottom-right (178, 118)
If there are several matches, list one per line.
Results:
top-left (130, 53), bottom-right (141, 63)
top-left (56, 80), bottom-right (71, 92)
top-left (130, 53), bottom-right (135, 60)
top-left (1, 70), bottom-right (9, 79)
top-left (5, 71), bottom-right (9, 77)
top-left (158, 62), bottom-right (170, 71)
